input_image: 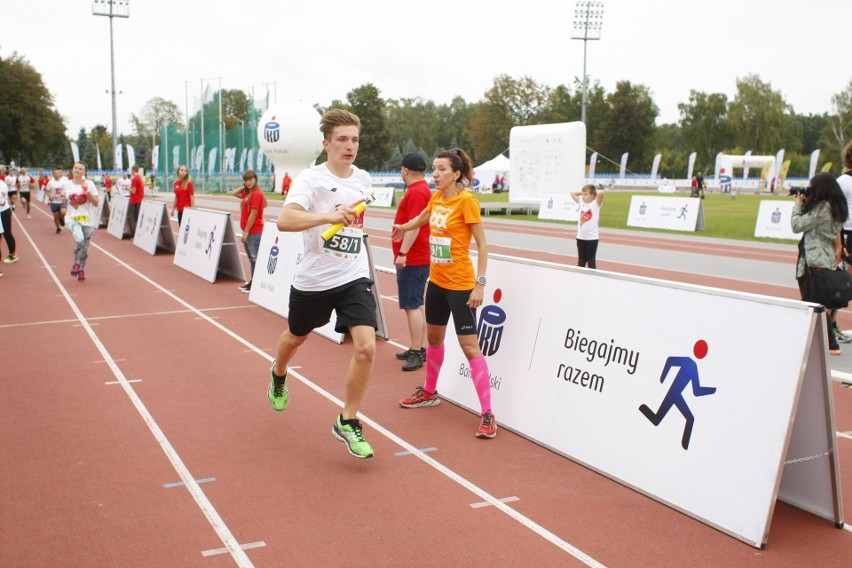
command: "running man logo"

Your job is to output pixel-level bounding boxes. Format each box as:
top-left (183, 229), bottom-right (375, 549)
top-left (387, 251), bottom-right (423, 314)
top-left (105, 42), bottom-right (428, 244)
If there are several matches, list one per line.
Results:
top-left (267, 236), bottom-right (280, 274)
top-left (477, 289), bottom-right (506, 356)
top-left (638, 339), bottom-right (717, 450)
top-left (264, 121), bottom-right (280, 144)
top-left (205, 226), bottom-right (216, 257)
top-left (771, 208), bottom-right (782, 224)
top-left (639, 201), bottom-right (647, 215)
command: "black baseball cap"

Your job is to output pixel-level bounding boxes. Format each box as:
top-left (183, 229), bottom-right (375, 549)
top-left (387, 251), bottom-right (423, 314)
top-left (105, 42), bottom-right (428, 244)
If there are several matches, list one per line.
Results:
top-left (400, 153), bottom-right (426, 172)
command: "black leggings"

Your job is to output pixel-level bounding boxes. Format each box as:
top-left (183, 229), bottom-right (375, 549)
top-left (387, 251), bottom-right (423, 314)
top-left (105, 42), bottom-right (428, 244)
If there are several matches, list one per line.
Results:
top-left (0, 208), bottom-right (15, 256)
top-left (577, 238), bottom-right (599, 269)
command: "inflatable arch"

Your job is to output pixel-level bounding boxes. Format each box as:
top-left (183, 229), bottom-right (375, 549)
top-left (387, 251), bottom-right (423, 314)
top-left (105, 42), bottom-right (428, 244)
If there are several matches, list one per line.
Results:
top-left (714, 154), bottom-right (775, 193)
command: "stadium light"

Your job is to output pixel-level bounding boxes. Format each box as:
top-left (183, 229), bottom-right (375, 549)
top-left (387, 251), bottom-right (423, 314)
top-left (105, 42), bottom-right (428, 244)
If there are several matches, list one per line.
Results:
top-left (571, 1), bottom-right (604, 125)
top-left (92, 1), bottom-right (130, 170)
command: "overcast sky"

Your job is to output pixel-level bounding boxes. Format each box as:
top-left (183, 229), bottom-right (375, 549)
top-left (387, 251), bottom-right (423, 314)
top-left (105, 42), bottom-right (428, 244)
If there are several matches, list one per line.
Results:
top-left (3, 0), bottom-right (849, 139)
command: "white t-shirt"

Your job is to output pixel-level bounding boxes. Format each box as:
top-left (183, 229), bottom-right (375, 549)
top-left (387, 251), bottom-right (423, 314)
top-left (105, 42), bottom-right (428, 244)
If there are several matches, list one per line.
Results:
top-left (284, 163), bottom-right (372, 291)
top-left (577, 198), bottom-right (602, 241)
top-left (63, 179), bottom-right (99, 227)
top-left (840, 172), bottom-right (852, 231)
top-left (46, 177), bottom-right (68, 204)
top-left (17, 175), bottom-right (34, 192)
top-left (117, 177), bottom-right (131, 197)
top-left (0, 179), bottom-right (9, 213)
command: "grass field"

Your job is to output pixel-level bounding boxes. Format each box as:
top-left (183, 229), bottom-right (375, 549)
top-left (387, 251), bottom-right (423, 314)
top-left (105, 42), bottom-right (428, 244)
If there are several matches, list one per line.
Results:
top-left (260, 188), bottom-right (799, 244)
top-left (467, 190), bottom-right (799, 243)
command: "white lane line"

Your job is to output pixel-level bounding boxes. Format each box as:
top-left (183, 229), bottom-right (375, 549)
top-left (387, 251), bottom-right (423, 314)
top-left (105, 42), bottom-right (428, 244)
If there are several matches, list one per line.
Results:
top-left (394, 447), bottom-right (437, 456)
top-left (86, 235), bottom-right (606, 567)
top-left (0, 304), bottom-right (255, 329)
top-left (470, 496), bottom-right (520, 509)
top-left (18, 224), bottom-right (256, 568)
top-left (105, 379), bottom-right (142, 385)
top-left (202, 541), bottom-right (266, 557)
top-left (164, 477), bottom-right (216, 488)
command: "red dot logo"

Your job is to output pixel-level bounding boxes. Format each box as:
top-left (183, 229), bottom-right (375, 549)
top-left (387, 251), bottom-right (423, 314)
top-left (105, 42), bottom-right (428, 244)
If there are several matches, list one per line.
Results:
top-left (693, 339), bottom-right (708, 359)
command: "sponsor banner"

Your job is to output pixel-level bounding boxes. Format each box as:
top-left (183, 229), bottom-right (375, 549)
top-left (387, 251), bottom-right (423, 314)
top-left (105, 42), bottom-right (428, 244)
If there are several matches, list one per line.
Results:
top-left (370, 186), bottom-right (395, 207)
top-left (627, 195), bottom-right (704, 231)
top-left (174, 207), bottom-right (243, 283)
top-left (437, 254), bottom-right (841, 547)
top-left (133, 200), bottom-right (176, 254)
top-left (537, 193), bottom-right (579, 222)
top-left (754, 200), bottom-right (801, 240)
top-left (106, 194), bottom-right (131, 239)
top-left (250, 221), bottom-right (344, 343)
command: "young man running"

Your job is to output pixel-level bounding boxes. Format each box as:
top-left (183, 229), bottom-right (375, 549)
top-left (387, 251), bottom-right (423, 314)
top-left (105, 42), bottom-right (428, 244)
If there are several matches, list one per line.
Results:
top-left (46, 167), bottom-right (68, 233)
top-left (268, 109), bottom-right (378, 459)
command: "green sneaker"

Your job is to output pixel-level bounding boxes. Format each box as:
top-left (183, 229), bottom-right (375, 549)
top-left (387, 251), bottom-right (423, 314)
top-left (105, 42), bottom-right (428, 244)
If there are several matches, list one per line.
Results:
top-left (332, 415), bottom-right (374, 459)
top-left (267, 365), bottom-right (289, 411)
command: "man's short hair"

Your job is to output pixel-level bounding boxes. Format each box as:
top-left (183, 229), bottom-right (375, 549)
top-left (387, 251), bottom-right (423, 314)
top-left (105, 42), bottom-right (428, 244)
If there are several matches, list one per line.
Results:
top-left (401, 153), bottom-right (427, 172)
top-left (320, 109), bottom-right (360, 140)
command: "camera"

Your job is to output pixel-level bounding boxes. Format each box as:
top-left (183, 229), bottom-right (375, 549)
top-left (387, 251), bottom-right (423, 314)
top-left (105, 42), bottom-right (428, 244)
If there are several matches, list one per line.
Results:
top-left (789, 186), bottom-right (808, 196)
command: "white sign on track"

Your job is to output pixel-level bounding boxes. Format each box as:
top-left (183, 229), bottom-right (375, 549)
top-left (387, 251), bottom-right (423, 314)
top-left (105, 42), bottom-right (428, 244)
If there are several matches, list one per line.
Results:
top-left (173, 207), bottom-right (245, 283)
top-left (509, 122), bottom-right (586, 205)
top-left (250, 221), bottom-right (389, 344)
top-left (627, 195), bottom-right (705, 231)
top-left (437, 254), bottom-right (842, 548)
top-left (537, 193), bottom-right (579, 222)
top-left (754, 200), bottom-right (801, 241)
top-left (133, 200), bottom-right (176, 255)
top-left (106, 194), bottom-right (132, 239)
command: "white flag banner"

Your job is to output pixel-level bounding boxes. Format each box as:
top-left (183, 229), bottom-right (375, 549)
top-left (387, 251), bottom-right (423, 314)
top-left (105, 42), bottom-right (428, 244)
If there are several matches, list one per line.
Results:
top-left (152, 145), bottom-right (159, 170)
top-left (114, 144), bottom-right (123, 171)
top-left (650, 154), bottom-right (662, 181)
top-left (619, 153), bottom-right (629, 179)
top-left (173, 146), bottom-right (181, 170)
top-left (713, 152), bottom-right (723, 180)
top-left (208, 148), bottom-right (218, 175)
top-left (774, 149), bottom-right (785, 182)
top-left (96, 145), bottom-right (103, 170)
top-left (588, 152), bottom-right (598, 179)
top-left (808, 149), bottom-right (820, 179)
top-left (195, 145), bottom-right (205, 173)
top-left (126, 145), bottom-right (136, 169)
top-left (246, 149), bottom-right (255, 173)
top-left (239, 148), bottom-right (247, 173)
top-left (743, 150), bottom-right (753, 179)
top-left (256, 150), bottom-right (263, 171)
top-left (687, 152), bottom-right (697, 180)
top-left (70, 142), bottom-right (80, 163)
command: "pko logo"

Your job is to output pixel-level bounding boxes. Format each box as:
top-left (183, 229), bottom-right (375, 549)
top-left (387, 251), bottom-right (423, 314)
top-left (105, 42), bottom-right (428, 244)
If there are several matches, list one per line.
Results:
top-left (477, 289), bottom-right (506, 356)
top-left (264, 120), bottom-right (280, 143)
top-left (267, 237), bottom-right (280, 274)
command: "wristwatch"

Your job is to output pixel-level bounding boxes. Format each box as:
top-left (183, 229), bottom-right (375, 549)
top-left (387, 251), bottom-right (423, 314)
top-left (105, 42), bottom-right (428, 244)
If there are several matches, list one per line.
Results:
top-left (475, 276), bottom-right (487, 286)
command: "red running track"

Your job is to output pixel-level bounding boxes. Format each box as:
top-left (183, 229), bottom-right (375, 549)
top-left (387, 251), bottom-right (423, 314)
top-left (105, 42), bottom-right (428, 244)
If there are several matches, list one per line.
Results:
top-left (1, 199), bottom-right (850, 567)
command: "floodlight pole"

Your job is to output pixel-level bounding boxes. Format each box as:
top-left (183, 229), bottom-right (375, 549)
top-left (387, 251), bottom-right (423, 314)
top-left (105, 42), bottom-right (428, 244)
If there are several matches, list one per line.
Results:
top-left (92, 1), bottom-right (130, 170)
top-left (571, 1), bottom-right (604, 125)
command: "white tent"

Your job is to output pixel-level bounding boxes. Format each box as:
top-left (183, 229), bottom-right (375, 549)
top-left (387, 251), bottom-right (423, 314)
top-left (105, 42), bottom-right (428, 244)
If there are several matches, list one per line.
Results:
top-left (474, 153), bottom-right (510, 192)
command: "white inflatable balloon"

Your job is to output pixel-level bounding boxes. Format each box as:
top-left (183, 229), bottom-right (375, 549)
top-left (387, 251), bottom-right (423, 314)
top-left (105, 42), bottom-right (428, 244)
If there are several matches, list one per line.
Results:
top-left (257, 101), bottom-right (324, 192)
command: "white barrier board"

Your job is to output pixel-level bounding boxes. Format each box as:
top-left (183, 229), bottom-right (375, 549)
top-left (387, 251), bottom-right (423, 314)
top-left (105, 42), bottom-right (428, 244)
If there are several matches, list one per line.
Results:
top-left (173, 207), bottom-right (245, 283)
top-left (627, 195), bottom-right (705, 231)
top-left (106, 194), bottom-right (131, 239)
top-left (537, 193), bottom-right (579, 222)
top-left (437, 254), bottom-right (842, 547)
top-left (133, 200), bottom-right (176, 255)
top-left (250, 221), bottom-right (389, 344)
top-left (754, 200), bottom-right (801, 241)
top-left (370, 186), bottom-right (396, 207)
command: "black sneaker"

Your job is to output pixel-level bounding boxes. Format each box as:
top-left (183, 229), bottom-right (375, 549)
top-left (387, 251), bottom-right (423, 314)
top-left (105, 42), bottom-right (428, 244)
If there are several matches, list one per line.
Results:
top-left (238, 281), bottom-right (251, 293)
top-left (402, 350), bottom-right (424, 371)
top-left (396, 347), bottom-right (425, 361)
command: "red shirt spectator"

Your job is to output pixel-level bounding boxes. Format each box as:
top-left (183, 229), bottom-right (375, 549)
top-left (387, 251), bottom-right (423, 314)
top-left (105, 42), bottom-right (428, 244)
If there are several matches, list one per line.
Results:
top-left (130, 173), bottom-right (145, 204)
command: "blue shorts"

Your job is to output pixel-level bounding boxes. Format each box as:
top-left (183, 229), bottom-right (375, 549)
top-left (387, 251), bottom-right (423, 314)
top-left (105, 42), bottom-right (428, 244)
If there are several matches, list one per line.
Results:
top-left (396, 264), bottom-right (429, 310)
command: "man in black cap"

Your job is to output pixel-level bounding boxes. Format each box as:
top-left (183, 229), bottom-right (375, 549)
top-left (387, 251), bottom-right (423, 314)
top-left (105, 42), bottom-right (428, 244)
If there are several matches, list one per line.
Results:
top-left (393, 153), bottom-right (432, 371)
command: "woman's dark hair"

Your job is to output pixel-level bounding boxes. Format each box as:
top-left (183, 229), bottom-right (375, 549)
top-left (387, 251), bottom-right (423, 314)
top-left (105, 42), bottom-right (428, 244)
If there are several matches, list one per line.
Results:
top-left (802, 172), bottom-right (848, 223)
top-left (435, 148), bottom-right (474, 187)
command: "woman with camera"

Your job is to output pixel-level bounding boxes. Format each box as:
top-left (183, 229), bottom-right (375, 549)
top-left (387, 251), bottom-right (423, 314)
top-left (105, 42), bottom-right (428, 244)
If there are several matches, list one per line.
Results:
top-left (792, 172), bottom-right (848, 355)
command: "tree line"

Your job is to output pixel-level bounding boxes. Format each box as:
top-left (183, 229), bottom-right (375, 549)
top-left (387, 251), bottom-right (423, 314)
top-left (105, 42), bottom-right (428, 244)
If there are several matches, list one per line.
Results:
top-left (2, 49), bottom-right (850, 180)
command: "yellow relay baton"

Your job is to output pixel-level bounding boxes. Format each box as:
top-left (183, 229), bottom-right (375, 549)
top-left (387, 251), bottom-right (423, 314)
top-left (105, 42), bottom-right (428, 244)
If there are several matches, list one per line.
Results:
top-left (321, 194), bottom-right (375, 241)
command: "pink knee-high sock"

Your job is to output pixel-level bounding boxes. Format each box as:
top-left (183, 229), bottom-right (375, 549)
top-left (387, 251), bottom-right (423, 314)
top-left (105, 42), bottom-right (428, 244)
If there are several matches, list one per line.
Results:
top-left (423, 345), bottom-right (445, 394)
top-left (468, 354), bottom-right (492, 414)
